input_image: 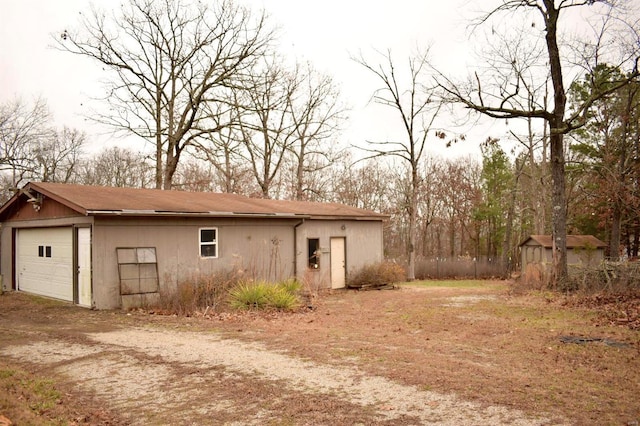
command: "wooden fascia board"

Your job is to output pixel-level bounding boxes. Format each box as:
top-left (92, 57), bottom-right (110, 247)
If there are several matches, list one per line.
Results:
top-left (28, 182), bottom-right (88, 216)
top-left (86, 210), bottom-right (310, 219)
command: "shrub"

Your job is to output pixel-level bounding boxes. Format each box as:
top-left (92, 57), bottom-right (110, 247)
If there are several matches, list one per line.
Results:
top-left (277, 278), bottom-right (302, 295)
top-left (228, 279), bottom-right (301, 311)
top-left (266, 286), bottom-right (300, 310)
top-left (228, 281), bottom-right (270, 310)
top-left (347, 261), bottom-right (406, 288)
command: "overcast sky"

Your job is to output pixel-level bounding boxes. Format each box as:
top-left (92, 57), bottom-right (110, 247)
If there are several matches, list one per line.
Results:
top-left (0, 0), bottom-right (507, 158)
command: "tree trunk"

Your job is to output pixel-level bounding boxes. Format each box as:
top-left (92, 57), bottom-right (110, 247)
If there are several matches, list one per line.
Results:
top-left (295, 142), bottom-right (305, 201)
top-left (609, 202), bottom-right (622, 261)
top-left (544, 0), bottom-right (568, 285)
top-left (155, 94), bottom-right (163, 190)
top-left (163, 153), bottom-right (179, 190)
top-left (406, 167), bottom-right (418, 280)
top-left (503, 187), bottom-right (516, 274)
top-left (449, 219), bottom-right (455, 258)
top-left (549, 132), bottom-right (568, 284)
top-left (407, 212), bottom-right (416, 280)
top-left (224, 147), bottom-right (233, 193)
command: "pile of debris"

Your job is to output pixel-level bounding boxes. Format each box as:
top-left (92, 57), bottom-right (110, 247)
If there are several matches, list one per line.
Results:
top-left (346, 282), bottom-right (396, 291)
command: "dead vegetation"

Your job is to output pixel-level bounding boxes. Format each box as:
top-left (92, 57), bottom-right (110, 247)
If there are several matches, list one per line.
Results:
top-left (0, 361), bottom-right (125, 425)
top-left (514, 261), bottom-right (640, 331)
top-left (346, 261), bottom-right (406, 289)
top-left (0, 281), bottom-right (639, 425)
top-left (563, 291), bottom-right (640, 330)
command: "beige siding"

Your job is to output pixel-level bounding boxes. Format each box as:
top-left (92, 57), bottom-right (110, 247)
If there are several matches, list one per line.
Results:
top-left (566, 248), bottom-right (604, 266)
top-left (92, 217), bottom-right (297, 309)
top-left (2, 214), bottom-right (385, 309)
top-left (295, 220), bottom-right (384, 289)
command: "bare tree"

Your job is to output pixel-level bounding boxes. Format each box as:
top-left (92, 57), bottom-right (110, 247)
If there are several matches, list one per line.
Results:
top-left (234, 56), bottom-right (297, 198)
top-left (436, 157), bottom-right (482, 259)
top-left (172, 159), bottom-right (217, 192)
top-left (0, 97), bottom-right (53, 187)
top-left (287, 62), bottom-right (347, 200)
top-left (437, 0), bottom-right (640, 284)
top-left (33, 127), bottom-right (85, 183)
top-left (416, 156), bottom-right (445, 258)
top-left (0, 97), bottom-right (87, 194)
top-left (354, 48), bottom-right (444, 280)
top-left (191, 102), bottom-right (249, 193)
top-left (329, 154), bottom-right (394, 212)
top-left (79, 146), bottom-right (153, 188)
top-left (58, 0), bottom-right (273, 189)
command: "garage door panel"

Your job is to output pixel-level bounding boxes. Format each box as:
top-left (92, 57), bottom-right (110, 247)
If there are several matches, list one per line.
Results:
top-left (17, 228), bottom-right (73, 302)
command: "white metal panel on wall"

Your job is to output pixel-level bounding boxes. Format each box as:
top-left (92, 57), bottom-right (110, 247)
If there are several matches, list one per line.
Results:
top-left (17, 227), bottom-right (73, 301)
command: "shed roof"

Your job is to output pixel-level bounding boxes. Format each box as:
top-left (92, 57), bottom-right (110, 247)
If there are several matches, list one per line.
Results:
top-left (0, 182), bottom-right (386, 221)
top-left (520, 235), bottom-right (607, 248)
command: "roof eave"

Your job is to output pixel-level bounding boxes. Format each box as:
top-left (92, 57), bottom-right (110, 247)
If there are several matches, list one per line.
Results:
top-left (307, 215), bottom-right (388, 221)
top-left (28, 182), bottom-right (89, 215)
top-left (0, 182), bottom-right (89, 220)
top-left (86, 210), bottom-right (310, 219)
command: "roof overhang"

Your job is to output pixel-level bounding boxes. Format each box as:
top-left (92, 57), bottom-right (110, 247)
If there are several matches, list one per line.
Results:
top-left (86, 210), bottom-right (310, 219)
top-left (0, 182), bottom-right (389, 222)
top-left (519, 234), bottom-right (607, 248)
top-left (306, 215), bottom-right (388, 221)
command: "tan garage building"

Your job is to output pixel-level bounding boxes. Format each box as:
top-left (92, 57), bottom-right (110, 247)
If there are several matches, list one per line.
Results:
top-left (0, 182), bottom-right (386, 309)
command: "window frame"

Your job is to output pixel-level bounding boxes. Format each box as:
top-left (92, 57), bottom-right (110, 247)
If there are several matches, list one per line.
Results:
top-left (116, 247), bottom-right (159, 295)
top-left (38, 245), bottom-right (52, 258)
top-left (308, 238), bottom-right (320, 270)
top-left (199, 227), bottom-right (219, 259)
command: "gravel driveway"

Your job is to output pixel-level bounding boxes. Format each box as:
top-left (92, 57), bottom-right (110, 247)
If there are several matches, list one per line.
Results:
top-left (1, 324), bottom-right (559, 425)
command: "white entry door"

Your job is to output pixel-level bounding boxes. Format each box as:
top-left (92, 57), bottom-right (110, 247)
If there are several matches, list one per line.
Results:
top-left (76, 227), bottom-right (92, 307)
top-left (330, 237), bottom-right (346, 289)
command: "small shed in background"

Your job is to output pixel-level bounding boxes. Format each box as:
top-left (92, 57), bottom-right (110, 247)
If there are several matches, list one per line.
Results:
top-left (520, 234), bottom-right (607, 273)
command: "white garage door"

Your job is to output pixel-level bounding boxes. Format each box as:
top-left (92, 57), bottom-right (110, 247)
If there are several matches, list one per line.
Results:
top-left (17, 227), bottom-right (74, 302)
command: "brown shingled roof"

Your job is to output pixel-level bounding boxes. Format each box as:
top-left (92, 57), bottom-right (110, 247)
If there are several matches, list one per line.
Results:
top-left (3, 182), bottom-right (385, 220)
top-left (521, 235), bottom-right (607, 248)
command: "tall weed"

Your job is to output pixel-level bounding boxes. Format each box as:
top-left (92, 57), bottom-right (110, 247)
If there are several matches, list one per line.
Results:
top-left (157, 269), bottom-right (241, 315)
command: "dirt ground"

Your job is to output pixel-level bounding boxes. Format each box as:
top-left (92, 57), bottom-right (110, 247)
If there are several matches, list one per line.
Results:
top-left (0, 281), bottom-right (639, 425)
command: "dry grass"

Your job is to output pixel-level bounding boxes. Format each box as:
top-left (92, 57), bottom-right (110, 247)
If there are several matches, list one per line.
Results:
top-left (218, 281), bottom-right (640, 425)
top-left (0, 361), bottom-right (123, 425)
top-left (1, 282), bottom-right (639, 425)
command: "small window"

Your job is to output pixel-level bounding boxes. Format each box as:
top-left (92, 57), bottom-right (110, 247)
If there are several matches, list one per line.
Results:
top-left (308, 238), bottom-right (320, 269)
top-left (38, 245), bottom-right (52, 258)
top-left (200, 228), bottom-right (218, 258)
